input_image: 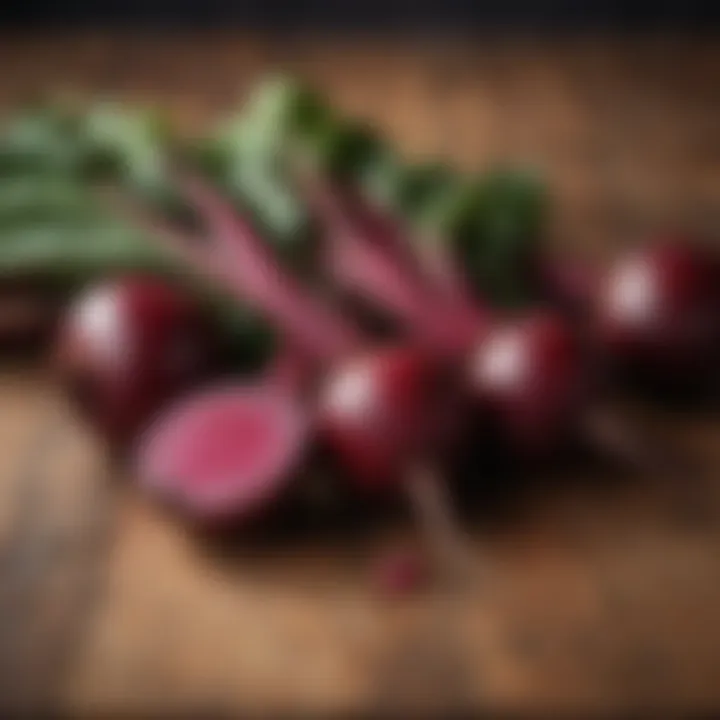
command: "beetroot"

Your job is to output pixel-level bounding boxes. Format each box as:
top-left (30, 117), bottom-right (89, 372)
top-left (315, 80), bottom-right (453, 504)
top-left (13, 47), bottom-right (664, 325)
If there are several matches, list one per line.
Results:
top-left (316, 344), bottom-right (472, 585)
top-left (595, 240), bottom-right (720, 385)
top-left (467, 311), bottom-right (588, 454)
top-left (304, 174), bottom-right (587, 453)
top-left (318, 345), bottom-right (453, 490)
top-left (137, 385), bottom-right (308, 523)
top-left (57, 276), bottom-right (212, 445)
top-left (304, 175), bottom-right (690, 470)
top-left (176, 174), bottom-right (461, 493)
top-left (133, 175), bottom-right (471, 582)
top-left (123, 178), bottom-right (359, 524)
top-left (538, 237), bottom-right (720, 393)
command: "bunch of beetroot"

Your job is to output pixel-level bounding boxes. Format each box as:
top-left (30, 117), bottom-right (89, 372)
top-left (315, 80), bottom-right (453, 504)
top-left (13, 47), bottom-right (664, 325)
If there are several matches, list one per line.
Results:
top-left (51, 89), bottom-right (720, 590)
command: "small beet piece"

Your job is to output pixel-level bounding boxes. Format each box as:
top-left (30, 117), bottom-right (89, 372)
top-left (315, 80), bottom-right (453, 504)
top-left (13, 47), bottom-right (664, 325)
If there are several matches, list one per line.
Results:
top-left (595, 241), bottom-right (720, 386)
top-left (137, 385), bottom-right (308, 523)
top-left (372, 546), bottom-right (429, 597)
top-left (57, 276), bottom-right (212, 445)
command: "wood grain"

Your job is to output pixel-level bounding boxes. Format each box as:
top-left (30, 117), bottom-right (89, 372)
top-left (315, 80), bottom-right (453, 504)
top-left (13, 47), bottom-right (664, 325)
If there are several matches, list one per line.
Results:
top-left (0, 32), bottom-right (719, 715)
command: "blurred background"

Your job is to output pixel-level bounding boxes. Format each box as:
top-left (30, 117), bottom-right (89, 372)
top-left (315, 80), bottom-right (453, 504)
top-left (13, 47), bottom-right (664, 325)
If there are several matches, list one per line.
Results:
top-left (0, 3), bottom-right (719, 718)
top-left (2, 0), bottom-right (720, 28)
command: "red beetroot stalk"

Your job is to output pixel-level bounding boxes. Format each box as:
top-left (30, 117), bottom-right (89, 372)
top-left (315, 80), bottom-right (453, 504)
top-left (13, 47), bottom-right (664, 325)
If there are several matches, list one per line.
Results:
top-left (299, 174), bottom-right (486, 356)
top-left (537, 253), bottom-right (598, 314)
top-left (109, 191), bottom-right (339, 521)
top-left (305, 175), bottom-right (692, 468)
top-left (107, 187), bottom-right (356, 368)
top-left (299, 176), bottom-right (438, 325)
top-left (338, 179), bottom-right (483, 323)
top-left (179, 174), bottom-right (359, 365)
top-left (300, 174), bottom-right (437, 297)
top-left (141, 175), bottom-right (474, 586)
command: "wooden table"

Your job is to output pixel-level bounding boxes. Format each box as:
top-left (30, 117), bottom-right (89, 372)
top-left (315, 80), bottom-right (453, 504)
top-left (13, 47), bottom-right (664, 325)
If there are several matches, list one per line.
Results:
top-left (0, 32), bottom-right (719, 715)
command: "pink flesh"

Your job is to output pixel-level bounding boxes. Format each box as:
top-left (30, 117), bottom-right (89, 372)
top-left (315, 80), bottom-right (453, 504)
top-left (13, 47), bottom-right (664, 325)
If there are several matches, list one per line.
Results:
top-left (138, 386), bottom-right (307, 520)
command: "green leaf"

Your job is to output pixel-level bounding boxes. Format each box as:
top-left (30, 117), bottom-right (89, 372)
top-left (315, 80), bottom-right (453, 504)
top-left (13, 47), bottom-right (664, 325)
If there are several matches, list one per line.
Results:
top-left (456, 168), bottom-right (547, 306)
top-left (229, 159), bottom-right (308, 243)
top-left (201, 79), bottom-right (334, 269)
top-left (306, 120), bottom-right (388, 180)
top-left (0, 95), bottom-right (281, 372)
top-left (243, 75), bottom-right (331, 148)
top-left (0, 177), bottom-right (103, 227)
top-left (0, 223), bottom-right (170, 279)
top-left (213, 75), bottom-right (331, 169)
top-left (0, 104), bottom-right (86, 177)
top-left (81, 102), bottom-right (177, 207)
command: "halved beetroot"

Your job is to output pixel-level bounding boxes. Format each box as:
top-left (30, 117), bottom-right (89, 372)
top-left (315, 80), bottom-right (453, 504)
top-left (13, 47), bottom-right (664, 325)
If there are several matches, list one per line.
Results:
top-left (137, 385), bottom-right (309, 524)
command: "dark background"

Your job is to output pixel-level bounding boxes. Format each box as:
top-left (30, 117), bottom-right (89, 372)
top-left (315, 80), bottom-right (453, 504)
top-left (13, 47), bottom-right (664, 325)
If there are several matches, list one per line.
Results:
top-left (2, 0), bottom-right (720, 29)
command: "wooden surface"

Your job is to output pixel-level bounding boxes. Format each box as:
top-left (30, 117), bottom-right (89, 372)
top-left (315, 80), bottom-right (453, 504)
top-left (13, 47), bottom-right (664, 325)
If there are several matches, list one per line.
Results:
top-left (1, 33), bottom-right (720, 715)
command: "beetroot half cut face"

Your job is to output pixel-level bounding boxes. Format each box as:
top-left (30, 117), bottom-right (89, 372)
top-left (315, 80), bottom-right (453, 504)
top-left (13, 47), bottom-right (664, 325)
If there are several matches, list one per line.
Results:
top-left (137, 385), bottom-right (309, 523)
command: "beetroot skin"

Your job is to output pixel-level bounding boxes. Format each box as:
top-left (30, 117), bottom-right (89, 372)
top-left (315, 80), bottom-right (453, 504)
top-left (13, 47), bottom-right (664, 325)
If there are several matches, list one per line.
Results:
top-left (595, 241), bottom-right (720, 382)
top-left (57, 276), bottom-right (213, 444)
top-left (137, 385), bottom-right (309, 523)
top-left (467, 312), bottom-right (587, 454)
top-left (318, 346), bottom-right (454, 491)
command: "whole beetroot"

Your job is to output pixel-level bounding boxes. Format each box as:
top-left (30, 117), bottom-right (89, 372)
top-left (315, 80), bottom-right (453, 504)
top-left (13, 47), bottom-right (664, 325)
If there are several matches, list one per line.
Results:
top-left (56, 275), bottom-right (213, 445)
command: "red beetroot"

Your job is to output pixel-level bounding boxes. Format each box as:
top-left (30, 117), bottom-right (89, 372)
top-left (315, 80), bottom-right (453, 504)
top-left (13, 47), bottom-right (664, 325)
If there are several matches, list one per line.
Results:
top-left (138, 385), bottom-right (308, 523)
top-left (131, 175), bottom-right (469, 579)
top-left (467, 312), bottom-right (588, 454)
top-left (303, 175), bottom-right (586, 451)
top-left (175, 175), bottom-right (456, 494)
top-left (126, 181), bottom-right (357, 525)
top-left (318, 345), bottom-right (455, 490)
top-left (594, 240), bottom-right (719, 383)
top-left (57, 276), bottom-right (212, 445)
top-left (304, 175), bottom-right (687, 468)
top-left (538, 237), bottom-right (720, 392)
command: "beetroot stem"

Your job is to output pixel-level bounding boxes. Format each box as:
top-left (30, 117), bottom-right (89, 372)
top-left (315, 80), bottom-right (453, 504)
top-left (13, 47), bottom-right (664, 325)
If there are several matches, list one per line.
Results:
top-left (116, 175), bottom-right (477, 591)
top-left (405, 464), bottom-right (477, 590)
top-left (177, 173), bottom-right (361, 363)
top-left (299, 173), bottom-right (485, 354)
